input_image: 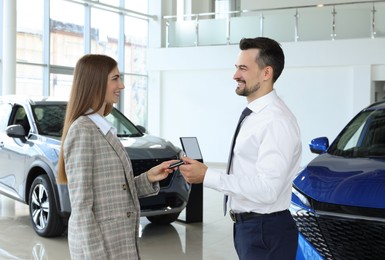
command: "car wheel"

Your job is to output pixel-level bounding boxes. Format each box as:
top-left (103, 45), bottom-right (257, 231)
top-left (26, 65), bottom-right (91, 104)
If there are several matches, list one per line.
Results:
top-left (146, 212), bottom-right (180, 225)
top-left (29, 175), bottom-right (66, 237)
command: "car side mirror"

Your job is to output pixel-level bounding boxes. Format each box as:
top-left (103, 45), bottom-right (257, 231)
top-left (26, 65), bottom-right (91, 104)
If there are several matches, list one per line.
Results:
top-left (6, 124), bottom-right (27, 142)
top-left (136, 125), bottom-right (146, 134)
top-left (309, 137), bottom-right (329, 154)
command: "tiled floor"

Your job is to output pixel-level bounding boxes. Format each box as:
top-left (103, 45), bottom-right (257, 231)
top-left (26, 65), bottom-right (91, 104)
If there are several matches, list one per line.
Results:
top-left (0, 164), bottom-right (238, 260)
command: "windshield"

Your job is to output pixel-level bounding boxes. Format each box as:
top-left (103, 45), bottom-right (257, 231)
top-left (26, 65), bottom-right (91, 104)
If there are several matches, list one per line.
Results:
top-left (105, 108), bottom-right (142, 137)
top-left (328, 109), bottom-right (385, 158)
top-left (32, 104), bottom-right (142, 138)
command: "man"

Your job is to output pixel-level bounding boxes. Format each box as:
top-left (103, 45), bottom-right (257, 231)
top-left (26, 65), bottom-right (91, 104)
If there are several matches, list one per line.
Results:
top-left (179, 37), bottom-right (302, 260)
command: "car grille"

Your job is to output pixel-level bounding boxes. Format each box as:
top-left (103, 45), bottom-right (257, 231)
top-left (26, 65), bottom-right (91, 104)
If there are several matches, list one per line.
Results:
top-left (140, 192), bottom-right (185, 211)
top-left (130, 158), bottom-right (177, 188)
top-left (292, 211), bottom-right (385, 260)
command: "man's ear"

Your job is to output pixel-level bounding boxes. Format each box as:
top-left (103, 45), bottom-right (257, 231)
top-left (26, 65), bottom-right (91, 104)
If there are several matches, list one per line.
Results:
top-left (263, 66), bottom-right (273, 81)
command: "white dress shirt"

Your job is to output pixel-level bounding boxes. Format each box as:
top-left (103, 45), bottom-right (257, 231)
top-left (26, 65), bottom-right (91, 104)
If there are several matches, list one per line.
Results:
top-left (204, 90), bottom-right (302, 214)
top-left (87, 112), bottom-right (117, 136)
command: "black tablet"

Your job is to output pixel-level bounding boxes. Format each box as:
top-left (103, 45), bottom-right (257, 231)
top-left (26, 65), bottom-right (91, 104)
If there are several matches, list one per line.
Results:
top-left (180, 137), bottom-right (203, 160)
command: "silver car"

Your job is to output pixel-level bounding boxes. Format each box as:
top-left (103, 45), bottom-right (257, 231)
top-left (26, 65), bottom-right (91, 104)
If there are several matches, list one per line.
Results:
top-left (0, 96), bottom-right (190, 237)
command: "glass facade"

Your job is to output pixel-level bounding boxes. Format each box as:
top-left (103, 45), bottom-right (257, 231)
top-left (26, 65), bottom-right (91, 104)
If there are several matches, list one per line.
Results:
top-left (50, 0), bottom-right (84, 66)
top-left (16, 64), bottom-right (44, 97)
top-left (90, 8), bottom-right (120, 60)
top-left (2, 0), bottom-right (150, 128)
top-left (16, 0), bottom-right (44, 64)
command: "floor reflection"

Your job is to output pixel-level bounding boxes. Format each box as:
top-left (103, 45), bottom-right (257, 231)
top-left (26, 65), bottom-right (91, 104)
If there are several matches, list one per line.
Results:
top-left (140, 221), bottom-right (203, 260)
top-left (0, 176), bottom-right (237, 260)
top-left (0, 215), bottom-right (70, 260)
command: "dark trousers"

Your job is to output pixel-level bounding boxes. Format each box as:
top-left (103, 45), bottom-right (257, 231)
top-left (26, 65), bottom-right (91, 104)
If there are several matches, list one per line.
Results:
top-left (233, 210), bottom-right (298, 260)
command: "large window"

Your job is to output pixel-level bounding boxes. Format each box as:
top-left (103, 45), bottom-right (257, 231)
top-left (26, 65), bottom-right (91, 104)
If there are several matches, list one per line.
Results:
top-left (99, 0), bottom-right (119, 6)
top-left (16, 64), bottom-right (44, 96)
top-left (49, 73), bottom-right (73, 97)
top-left (17, 0), bottom-right (44, 64)
top-left (126, 1), bottom-right (148, 13)
top-left (91, 8), bottom-right (119, 60)
top-left (16, 0), bottom-right (44, 97)
top-left (125, 16), bottom-right (148, 74)
top-left (11, 0), bottom-right (150, 127)
top-left (50, 0), bottom-right (84, 66)
top-left (123, 74), bottom-right (148, 127)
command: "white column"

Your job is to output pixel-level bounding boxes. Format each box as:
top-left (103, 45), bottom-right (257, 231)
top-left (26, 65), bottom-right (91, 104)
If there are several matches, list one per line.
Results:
top-left (147, 1), bottom-right (163, 135)
top-left (2, 0), bottom-right (16, 95)
top-left (0, 1), bottom-right (2, 94)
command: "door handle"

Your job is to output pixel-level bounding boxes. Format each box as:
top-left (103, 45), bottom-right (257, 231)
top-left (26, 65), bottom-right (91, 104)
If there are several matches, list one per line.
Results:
top-left (0, 141), bottom-right (4, 148)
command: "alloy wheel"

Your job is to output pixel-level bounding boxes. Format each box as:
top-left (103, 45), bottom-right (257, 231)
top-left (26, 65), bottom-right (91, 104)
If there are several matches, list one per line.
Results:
top-left (30, 183), bottom-right (50, 230)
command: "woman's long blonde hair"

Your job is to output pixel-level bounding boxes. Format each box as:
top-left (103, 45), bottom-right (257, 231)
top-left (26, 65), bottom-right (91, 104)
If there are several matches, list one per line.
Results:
top-left (57, 54), bottom-right (117, 184)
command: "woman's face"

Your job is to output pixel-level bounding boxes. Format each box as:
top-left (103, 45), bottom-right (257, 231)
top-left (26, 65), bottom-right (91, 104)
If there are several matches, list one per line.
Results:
top-left (105, 66), bottom-right (125, 104)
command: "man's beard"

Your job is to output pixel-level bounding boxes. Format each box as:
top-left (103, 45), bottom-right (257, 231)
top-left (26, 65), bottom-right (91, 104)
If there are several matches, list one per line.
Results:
top-left (236, 81), bottom-right (260, 97)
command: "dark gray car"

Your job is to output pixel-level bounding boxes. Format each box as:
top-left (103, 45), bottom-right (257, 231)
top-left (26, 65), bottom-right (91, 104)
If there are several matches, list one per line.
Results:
top-left (0, 96), bottom-right (190, 237)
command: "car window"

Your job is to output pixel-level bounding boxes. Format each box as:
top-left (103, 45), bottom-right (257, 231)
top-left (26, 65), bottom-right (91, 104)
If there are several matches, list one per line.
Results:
top-left (329, 109), bottom-right (385, 158)
top-left (32, 104), bottom-right (66, 137)
top-left (106, 108), bottom-right (142, 137)
top-left (0, 103), bottom-right (12, 131)
top-left (13, 106), bottom-right (26, 124)
top-left (30, 104), bottom-right (141, 138)
top-left (10, 106), bottom-right (31, 136)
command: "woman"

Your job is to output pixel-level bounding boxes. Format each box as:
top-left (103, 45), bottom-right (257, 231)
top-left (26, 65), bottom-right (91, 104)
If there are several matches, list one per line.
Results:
top-left (57, 54), bottom-right (177, 259)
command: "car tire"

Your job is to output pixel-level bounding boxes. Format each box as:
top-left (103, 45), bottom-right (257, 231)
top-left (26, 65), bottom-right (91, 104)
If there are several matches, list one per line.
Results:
top-left (29, 175), bottom-right (66, 237)
top-left (146, 212), bottom-right (181, 225)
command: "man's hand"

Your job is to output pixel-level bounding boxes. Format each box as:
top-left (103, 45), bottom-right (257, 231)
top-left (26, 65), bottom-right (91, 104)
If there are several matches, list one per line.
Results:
top-left (179, 157), bottom-right (208, 184)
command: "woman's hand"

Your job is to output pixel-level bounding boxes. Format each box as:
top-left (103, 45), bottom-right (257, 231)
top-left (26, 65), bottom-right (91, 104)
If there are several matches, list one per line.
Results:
top-left (146, 160), bottom-right (181, 183)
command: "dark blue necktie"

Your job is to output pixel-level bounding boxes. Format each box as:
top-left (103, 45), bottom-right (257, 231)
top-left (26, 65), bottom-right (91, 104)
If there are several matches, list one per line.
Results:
top-left (224, 107), bottom-right (252, 215)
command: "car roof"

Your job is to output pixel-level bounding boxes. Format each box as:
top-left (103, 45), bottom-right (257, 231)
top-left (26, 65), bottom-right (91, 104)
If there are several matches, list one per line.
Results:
top-left (0, 95), bottom-right (68, 106)
top-left (366, 100), bottom-right (385, 110)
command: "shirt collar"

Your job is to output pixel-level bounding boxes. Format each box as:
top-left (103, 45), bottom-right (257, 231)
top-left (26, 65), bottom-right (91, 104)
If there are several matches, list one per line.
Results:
top-left (247, 89), bottom-right (278, 113)
top-left (86, 110), bottom-right (117, 136)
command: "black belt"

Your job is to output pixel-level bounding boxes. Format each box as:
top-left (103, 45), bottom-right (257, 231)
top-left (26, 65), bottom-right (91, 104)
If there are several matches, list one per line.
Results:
top-left (229, 210), bottom-right (287, 223)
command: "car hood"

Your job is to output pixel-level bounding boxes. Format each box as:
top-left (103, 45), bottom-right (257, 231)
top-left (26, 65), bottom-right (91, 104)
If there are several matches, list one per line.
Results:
top-left (43, 133), bottom-right (180, 160)
top-left (119, 134), bottom-right (180, 160)
top-left (294, 153), bottom-right (385, 209)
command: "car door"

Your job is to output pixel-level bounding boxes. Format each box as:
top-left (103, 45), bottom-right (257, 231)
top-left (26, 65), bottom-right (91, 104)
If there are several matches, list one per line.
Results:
top-left (0, 102), bottom-right (14, 192)
top-left (0, 104), bottom-right (28, 200)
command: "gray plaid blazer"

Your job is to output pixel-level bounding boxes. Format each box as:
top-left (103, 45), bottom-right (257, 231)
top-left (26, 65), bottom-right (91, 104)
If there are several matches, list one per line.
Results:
top-left (63, 116), bottom-right (159, 260)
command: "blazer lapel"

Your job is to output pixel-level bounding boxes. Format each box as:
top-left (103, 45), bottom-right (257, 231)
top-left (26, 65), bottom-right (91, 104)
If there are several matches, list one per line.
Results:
top-left (104, 131), bottom-right (140, 210)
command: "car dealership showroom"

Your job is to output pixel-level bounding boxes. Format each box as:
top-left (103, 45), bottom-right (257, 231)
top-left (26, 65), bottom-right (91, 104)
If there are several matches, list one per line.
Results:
top-left (1, 0), bottom-right (385, 259)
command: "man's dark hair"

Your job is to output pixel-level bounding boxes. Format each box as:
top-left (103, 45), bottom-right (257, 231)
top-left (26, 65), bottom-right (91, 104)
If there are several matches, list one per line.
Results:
top-left (239, 37), bottom-right (284, 83)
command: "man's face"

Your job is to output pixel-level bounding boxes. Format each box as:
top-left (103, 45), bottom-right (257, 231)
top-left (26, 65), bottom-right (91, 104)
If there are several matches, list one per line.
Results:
top-left (233, 49), bottom-right (265, 98)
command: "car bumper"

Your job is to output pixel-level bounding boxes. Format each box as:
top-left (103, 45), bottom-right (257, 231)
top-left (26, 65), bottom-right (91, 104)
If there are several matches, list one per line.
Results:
top-left (140, 171), bottom-right (190, 216)
top-left (291, 188), bottom-right (385, 259)
top-left (57, 170), bottom-right (191, 218)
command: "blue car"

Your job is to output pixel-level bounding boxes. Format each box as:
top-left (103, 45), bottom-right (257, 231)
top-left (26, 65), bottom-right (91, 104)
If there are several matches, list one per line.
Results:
top-left (291, 100), bottom-right (385, 260)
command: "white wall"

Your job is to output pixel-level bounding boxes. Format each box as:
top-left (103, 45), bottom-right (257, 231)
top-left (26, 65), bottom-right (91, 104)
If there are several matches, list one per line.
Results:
top-left (147, 38), bottom-right (385, 166)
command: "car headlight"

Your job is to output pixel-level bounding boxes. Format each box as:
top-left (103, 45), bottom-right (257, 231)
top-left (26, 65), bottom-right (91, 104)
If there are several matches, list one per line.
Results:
top-left (292, 186), bottom-right (311, 207)
top-left (178, 149), bottom-right (185, 159)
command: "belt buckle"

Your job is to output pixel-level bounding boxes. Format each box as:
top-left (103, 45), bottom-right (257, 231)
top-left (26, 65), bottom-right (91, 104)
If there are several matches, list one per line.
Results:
top-left (229, 210), bottom-right (236, 222)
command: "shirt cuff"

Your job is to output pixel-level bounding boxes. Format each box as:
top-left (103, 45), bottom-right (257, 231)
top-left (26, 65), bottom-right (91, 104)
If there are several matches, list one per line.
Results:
top-left (203, 167), bottom-right (222, 191)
